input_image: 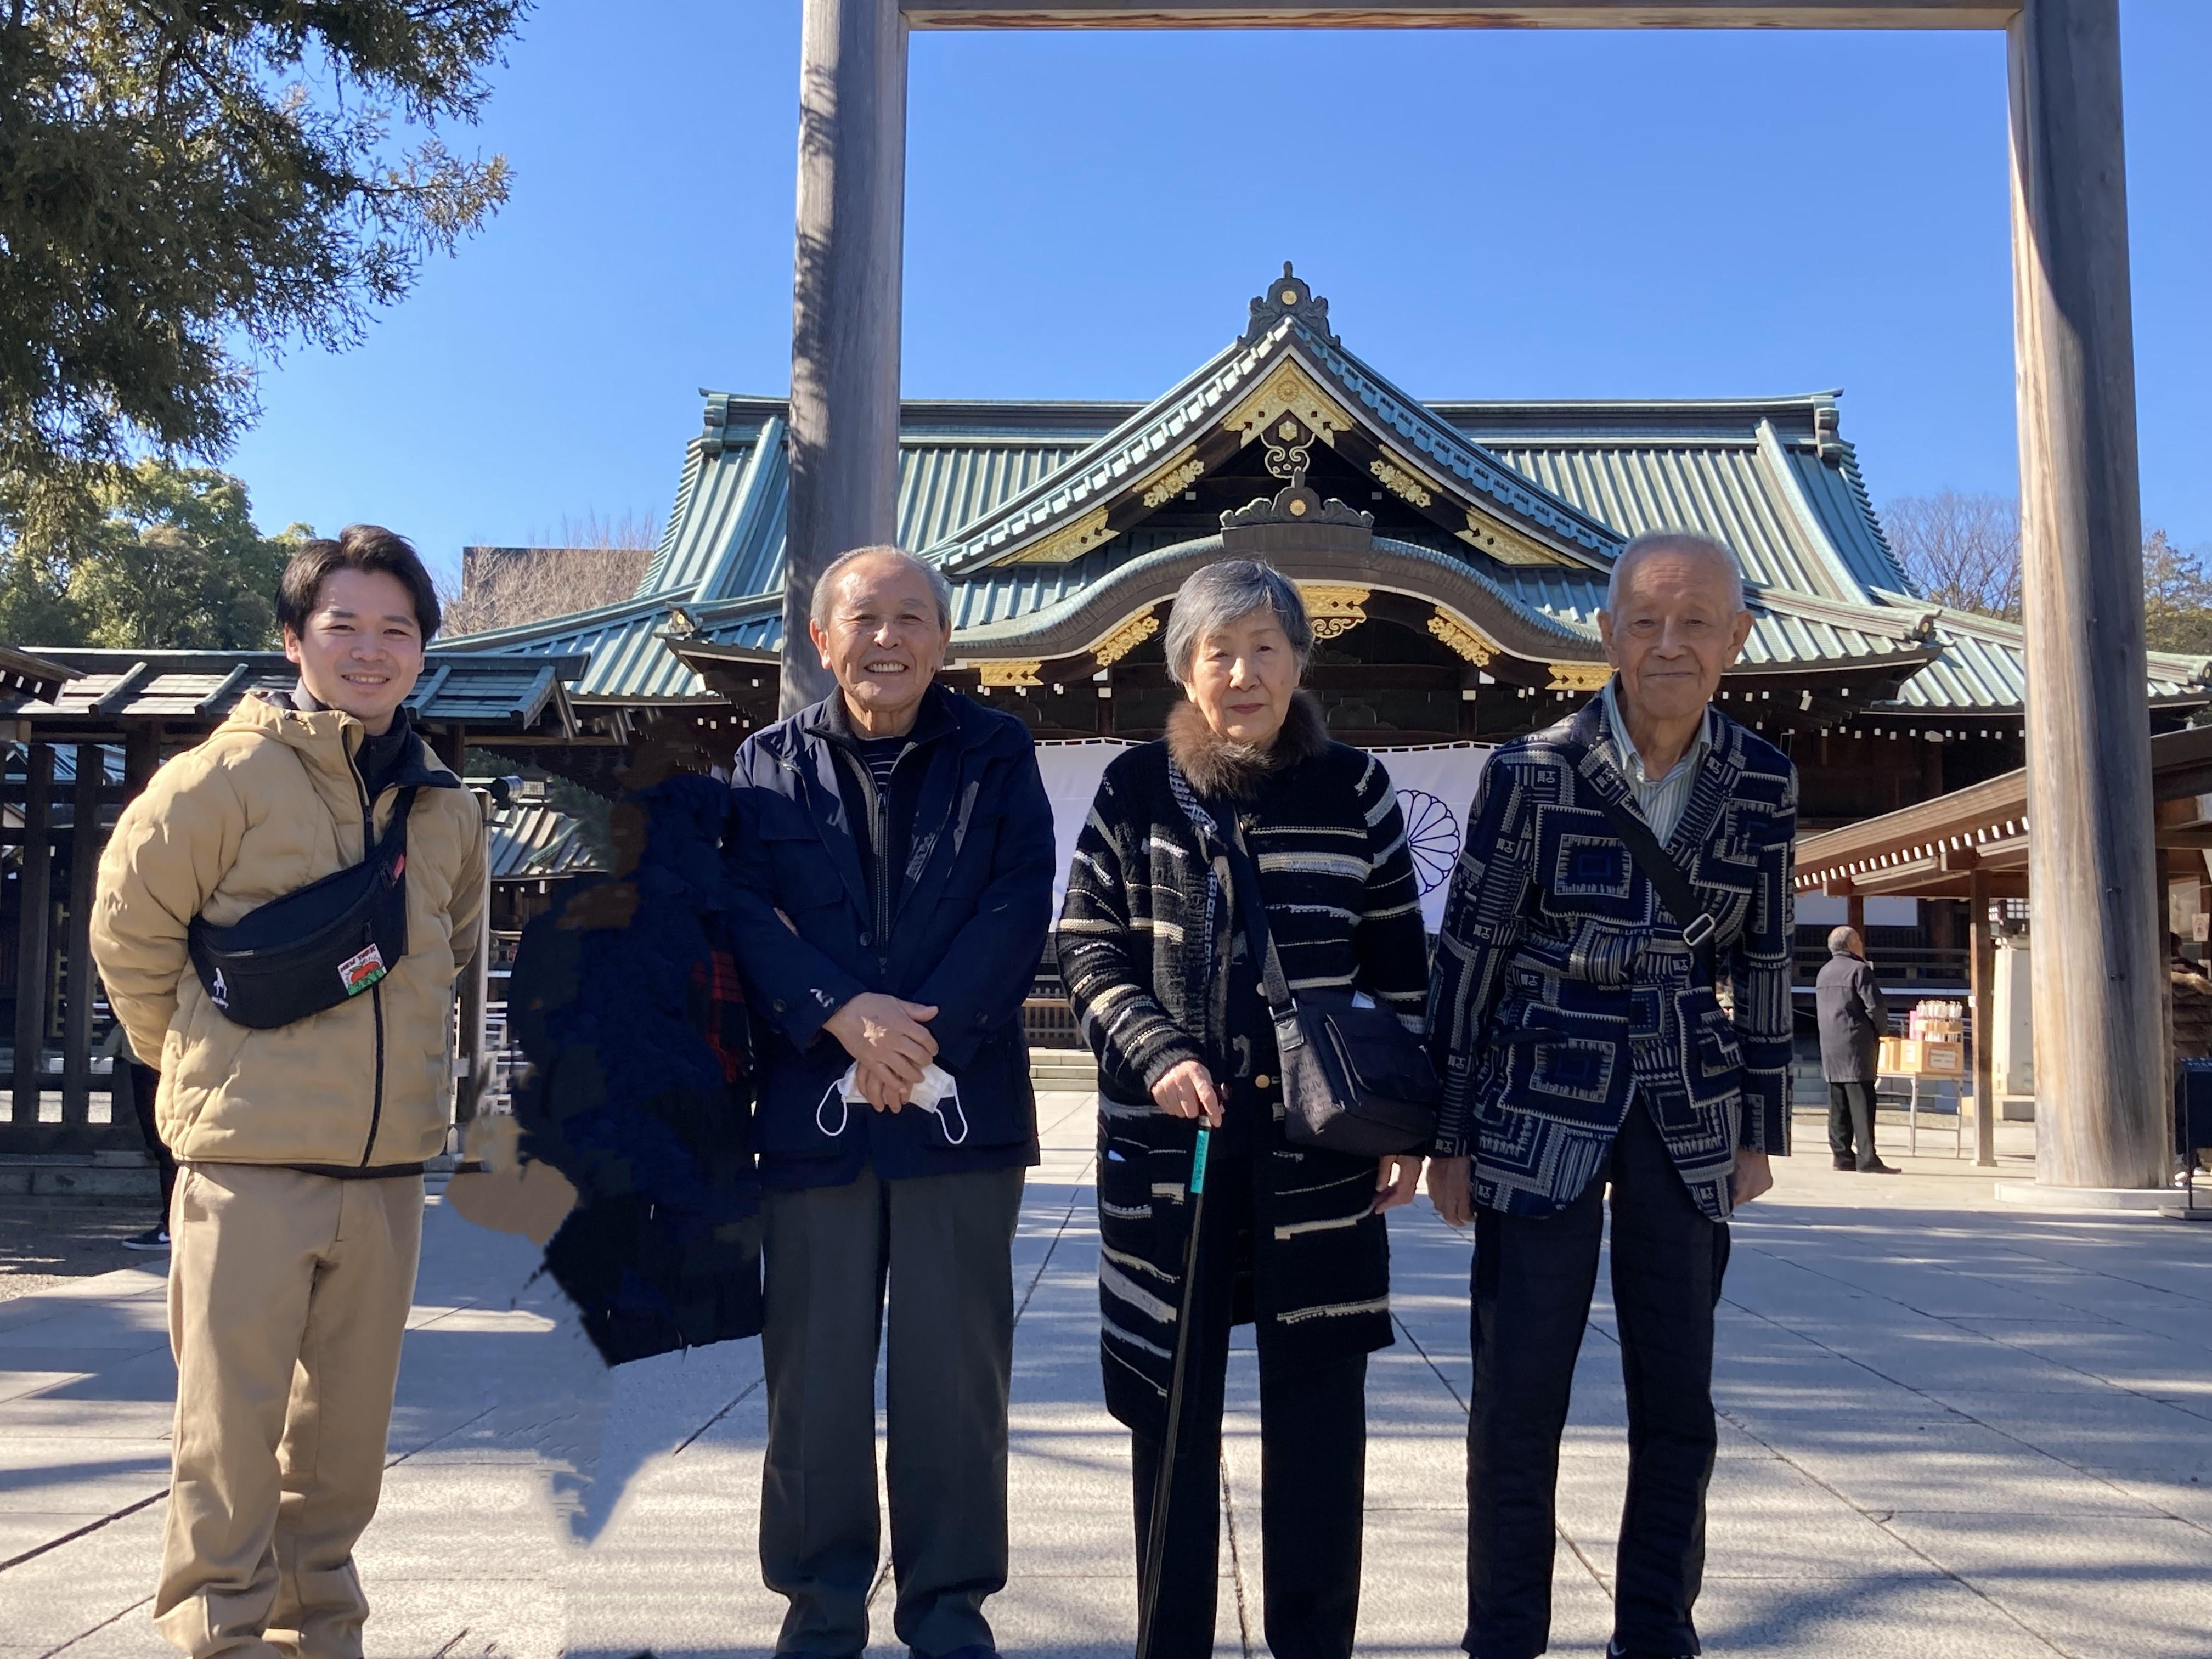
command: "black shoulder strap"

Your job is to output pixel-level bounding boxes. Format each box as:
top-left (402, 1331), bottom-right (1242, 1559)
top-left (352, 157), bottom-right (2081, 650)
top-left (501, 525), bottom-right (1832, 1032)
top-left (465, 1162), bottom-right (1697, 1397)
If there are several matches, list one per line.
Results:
top-left (1588, 788), bottom-right (1717, 975)
top-left (1211, 807), bottom-right (1298, 1023)
top-left (377, 786), bottom-right (421, 856)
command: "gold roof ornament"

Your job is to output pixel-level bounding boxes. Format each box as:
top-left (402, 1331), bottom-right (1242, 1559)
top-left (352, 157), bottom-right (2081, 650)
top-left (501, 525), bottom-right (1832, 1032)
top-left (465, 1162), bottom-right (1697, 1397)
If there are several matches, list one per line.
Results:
top-left (1138, 447), bottom-right (1205, 510)
top-left (1547, 662), bottom-right (1613, 692)
top-left (1222, 362), bottom-right (1354, 461)
top-left (1428, 610), bottom-right (1497, 666)
top-left (1457, 510), bottom-right (1573, 567)
top-left (1006, 503), bottom-right (1115, 565)
top-left (1299, 585), bottom-right (1372, 641)
top-left (1369, 453), bottom-right (1436, 509)
top-left (1090, 611), bottom-right (1160, 668)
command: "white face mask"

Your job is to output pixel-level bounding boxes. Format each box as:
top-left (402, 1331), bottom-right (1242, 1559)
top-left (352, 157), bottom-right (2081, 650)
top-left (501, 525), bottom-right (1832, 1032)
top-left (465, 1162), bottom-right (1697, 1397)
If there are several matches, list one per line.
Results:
top-left (815, 1063), bottom-right (968, 1145)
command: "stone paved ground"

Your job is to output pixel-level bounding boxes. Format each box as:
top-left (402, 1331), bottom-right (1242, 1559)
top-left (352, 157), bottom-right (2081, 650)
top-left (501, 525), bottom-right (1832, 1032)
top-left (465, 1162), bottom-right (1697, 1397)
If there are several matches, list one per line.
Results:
top-left (2, 1097), bottom-right (2208, 1658)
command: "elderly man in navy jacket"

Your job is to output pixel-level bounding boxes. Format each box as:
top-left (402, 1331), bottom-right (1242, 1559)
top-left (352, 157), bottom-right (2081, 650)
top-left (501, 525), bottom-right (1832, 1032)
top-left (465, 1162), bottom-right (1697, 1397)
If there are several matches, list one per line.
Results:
top-left (726, 545), bottom-right (1054, 1659)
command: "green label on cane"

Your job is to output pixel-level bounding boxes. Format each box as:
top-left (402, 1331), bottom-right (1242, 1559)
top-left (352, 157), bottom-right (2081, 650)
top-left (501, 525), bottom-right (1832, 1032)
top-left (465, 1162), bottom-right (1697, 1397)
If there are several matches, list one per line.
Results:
top-left (1190, 1127), bottom-right (1211, 1195)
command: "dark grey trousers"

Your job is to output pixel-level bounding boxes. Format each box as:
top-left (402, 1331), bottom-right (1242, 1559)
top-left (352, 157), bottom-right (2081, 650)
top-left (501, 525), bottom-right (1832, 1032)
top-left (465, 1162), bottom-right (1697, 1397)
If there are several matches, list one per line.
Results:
top-left (760, 1164), bottom-right (1025, 1658)
top-left (1827, 1081), bottom-right (1879, 1168)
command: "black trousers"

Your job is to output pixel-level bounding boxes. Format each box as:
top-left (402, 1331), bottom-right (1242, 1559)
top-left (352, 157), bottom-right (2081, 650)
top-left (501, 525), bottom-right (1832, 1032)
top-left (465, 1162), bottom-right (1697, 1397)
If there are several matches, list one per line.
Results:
top-left (1827, 1081), bottom-right (1878, 1169)
top-left (1465, 1102), bottom-right (1730, 1659)
top-left (127, 1063), bottom-right (177, 1223)
top-left (1130, 1156), bottom-right (1369, 1659)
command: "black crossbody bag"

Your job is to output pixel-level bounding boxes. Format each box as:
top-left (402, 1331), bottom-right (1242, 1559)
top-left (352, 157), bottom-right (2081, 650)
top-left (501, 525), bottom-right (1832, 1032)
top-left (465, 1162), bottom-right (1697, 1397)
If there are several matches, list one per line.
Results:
top-left (187, 787), bottom-right (419, 1030)
top-left (1587, 791), bottom-right (1718, 980)
top-left (1218, 816), bottom-right (1440, 1159)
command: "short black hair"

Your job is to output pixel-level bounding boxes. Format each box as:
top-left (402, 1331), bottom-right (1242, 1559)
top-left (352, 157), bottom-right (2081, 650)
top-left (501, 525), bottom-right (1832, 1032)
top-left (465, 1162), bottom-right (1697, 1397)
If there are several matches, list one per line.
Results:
top-left (277, 524), bottom-right (442, 641)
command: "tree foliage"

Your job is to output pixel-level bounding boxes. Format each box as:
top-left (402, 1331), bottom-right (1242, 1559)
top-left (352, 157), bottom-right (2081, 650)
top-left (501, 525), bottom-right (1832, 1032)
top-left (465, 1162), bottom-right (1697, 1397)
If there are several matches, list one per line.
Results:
top-left (1882, 491), bottom-right (2022, 619)
top-left (441, 512), bottom-right (659, 637)
top-left (1884, 492), bottom-right (2212, 657)
top-left (0, 0), bottom-right (524, 493)
top-left (2142, 529), bottom-right (2212, 658)
top-left (0, 458), bottom-right (306, 648)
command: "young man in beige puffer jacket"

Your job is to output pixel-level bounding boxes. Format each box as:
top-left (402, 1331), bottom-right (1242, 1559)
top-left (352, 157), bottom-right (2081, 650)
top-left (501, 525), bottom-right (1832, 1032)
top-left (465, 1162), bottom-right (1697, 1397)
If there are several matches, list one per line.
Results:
top-left (91, 526), bottom-right (486, 1659)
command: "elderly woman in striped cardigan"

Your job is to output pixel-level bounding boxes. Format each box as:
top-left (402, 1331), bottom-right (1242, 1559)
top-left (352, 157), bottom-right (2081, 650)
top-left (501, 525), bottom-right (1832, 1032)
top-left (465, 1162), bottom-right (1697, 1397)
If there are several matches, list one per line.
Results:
top-left (1056, 558), bottom-right (1430, 1659)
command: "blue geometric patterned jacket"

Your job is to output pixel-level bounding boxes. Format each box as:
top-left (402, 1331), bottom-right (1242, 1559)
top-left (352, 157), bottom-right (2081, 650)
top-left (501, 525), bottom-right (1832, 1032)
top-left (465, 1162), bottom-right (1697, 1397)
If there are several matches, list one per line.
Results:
top-left (1426, 696), bottom-right (1797, 1222)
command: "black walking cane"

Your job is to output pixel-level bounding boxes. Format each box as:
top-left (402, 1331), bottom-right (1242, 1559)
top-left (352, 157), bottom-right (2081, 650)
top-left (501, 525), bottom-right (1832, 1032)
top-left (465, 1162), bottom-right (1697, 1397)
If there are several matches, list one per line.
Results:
top-left (1136, 1121), bottom-right (1212, 1659)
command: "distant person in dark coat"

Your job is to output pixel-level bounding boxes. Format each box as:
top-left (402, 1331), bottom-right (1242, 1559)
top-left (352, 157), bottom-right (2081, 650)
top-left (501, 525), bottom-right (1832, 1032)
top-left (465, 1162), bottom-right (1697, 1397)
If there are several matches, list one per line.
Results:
top-left (725, 545), bottom-right (1056, 1659)
top-left (1815, 926), bottom-right (1897, 1174)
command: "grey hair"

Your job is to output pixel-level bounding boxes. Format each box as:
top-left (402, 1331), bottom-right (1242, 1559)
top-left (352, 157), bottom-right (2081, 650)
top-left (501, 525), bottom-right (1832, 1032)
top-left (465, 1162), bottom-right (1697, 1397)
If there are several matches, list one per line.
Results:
top-left (1828, 924), bottom-right (1859, 952)
top-left (1604, 530), bottom-right (1748, 614)
top-left (810, 545), bottom-right (953, 632)
top-left (1163, 559), bottom-right (1313, 687)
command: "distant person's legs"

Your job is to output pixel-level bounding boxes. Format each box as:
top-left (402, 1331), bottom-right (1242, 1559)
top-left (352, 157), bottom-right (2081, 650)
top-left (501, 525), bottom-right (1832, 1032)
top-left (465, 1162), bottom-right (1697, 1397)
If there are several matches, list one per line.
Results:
top-left (1838, 1082), bottom-right (1891, 1173)
top-left (1826, 1082), bottom-right (1859, 1169)
top-left (125, 1063), bottom-right (177, 1250)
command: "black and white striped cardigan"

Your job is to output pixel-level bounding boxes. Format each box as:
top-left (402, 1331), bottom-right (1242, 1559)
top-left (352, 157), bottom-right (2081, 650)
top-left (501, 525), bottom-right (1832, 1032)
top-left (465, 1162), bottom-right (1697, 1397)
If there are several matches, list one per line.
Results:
top-left (1056, 695), bottom-right (1430, 1429)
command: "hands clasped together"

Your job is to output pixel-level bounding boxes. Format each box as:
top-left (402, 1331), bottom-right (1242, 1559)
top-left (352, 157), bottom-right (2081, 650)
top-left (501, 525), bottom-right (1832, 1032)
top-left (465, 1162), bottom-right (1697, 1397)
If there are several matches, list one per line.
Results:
top-left (823, 991), bottom-right (941, 1111)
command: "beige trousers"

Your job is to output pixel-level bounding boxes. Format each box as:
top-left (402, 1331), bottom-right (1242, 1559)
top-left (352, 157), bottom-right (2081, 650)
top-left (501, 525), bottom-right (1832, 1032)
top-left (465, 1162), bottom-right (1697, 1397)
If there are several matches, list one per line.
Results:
top-left (156, 1164), bottom-right (424, 1659)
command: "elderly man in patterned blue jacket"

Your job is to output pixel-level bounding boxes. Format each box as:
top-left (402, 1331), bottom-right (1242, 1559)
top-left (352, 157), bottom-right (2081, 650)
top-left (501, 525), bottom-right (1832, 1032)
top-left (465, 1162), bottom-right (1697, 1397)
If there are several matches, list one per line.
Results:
top-left (1426, 530), bottom-right (1796, 1659)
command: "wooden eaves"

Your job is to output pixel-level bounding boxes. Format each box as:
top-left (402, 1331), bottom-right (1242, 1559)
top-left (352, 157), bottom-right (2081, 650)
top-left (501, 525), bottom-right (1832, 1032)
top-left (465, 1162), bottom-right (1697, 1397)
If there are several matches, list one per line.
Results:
top-left (1795, 722), bottom-right (2212, 903)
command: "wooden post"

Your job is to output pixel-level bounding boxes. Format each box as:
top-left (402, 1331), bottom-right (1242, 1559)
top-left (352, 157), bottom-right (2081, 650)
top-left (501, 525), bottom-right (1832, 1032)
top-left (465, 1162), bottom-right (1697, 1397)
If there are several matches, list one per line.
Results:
top-left (60, 744), bottom-right (102, 1128)
top-left (782, 0), bottom-right (909, 715)
top-left (1970, 867), bottom-right (1997, 1167)
top-left (2008, 1), bottom-right (2165, 1189)
top-left (432, 723), bottom-right (468, 778)
top-left (1847, 892), bottom-right (1865, 941)
top-left (12, 744), bottom-right (54, 1123)
top-left (122, 723), bottom-right (160, 801)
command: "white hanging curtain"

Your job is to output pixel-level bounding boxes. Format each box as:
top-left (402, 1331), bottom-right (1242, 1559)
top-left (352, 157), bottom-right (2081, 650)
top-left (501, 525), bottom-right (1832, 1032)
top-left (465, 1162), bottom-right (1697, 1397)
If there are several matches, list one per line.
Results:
top-left (1035, 739), bottom-right (1493, 936)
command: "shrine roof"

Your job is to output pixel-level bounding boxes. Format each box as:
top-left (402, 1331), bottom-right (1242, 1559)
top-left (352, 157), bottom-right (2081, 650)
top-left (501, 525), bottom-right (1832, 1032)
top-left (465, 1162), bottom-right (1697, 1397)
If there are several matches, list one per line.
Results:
top-left (438, 268), bottom-right (2200, 718)
top-left (0, 649), bottom-right (583, 736)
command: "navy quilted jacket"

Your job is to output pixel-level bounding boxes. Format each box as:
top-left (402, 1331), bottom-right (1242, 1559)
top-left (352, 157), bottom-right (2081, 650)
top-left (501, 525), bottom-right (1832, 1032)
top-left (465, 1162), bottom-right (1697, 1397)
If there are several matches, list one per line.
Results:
top-left (725, 684), bottom-right (1056, 1189)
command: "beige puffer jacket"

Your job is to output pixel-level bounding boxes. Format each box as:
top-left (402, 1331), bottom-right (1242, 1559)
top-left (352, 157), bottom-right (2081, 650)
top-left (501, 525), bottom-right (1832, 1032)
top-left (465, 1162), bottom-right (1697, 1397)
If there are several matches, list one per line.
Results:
top-left (91, 695), bottom-right (487, 1170)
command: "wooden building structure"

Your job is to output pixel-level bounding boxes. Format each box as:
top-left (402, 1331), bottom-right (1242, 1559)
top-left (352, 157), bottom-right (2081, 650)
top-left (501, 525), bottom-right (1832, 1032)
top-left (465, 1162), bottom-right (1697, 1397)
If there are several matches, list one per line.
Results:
top-left (761, 0), bottom-right (2169, 1195)
top-left (0, 648), bottom-right (583, 1163)
top-left (1796, 723), bottom-right (2212, 1176)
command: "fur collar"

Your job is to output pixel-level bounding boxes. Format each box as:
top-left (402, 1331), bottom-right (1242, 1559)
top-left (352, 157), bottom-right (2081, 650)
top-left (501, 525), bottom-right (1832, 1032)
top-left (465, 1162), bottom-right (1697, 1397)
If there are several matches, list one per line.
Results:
top-left (1166, 690), bottom-right (1330, 800)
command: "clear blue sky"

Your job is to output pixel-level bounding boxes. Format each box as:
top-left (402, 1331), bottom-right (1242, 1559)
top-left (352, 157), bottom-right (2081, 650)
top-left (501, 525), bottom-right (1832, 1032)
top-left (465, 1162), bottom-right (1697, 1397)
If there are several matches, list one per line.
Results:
top-left (222, 3), bottom-right (2211, 586)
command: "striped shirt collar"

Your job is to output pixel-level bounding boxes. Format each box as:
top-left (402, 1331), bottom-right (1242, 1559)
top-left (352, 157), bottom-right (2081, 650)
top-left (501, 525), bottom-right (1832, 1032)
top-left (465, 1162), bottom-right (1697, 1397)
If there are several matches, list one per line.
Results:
top-left (1599, 677), bottom-right (1714, 840)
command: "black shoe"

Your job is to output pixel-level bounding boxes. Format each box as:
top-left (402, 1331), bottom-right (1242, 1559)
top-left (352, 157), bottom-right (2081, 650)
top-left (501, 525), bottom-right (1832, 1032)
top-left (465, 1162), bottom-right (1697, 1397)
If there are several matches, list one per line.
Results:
top-left (120, 1227), bottom-right (170, 1251)
top-left (1858, 1160), bottom-right (1901, 1175)
top-left (1832, 1154), bottom-right (1856, 1170)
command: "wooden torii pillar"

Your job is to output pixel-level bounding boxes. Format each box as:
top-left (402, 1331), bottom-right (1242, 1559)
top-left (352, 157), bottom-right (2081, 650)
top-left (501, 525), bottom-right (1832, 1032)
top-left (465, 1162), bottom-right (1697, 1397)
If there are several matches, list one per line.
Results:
top-left (782, 0), bottom-right (909, 716)
top-left (2007, 3), bottom-right (2165, 1190)
top-left (784, 0), bottom-right (2161, 1188)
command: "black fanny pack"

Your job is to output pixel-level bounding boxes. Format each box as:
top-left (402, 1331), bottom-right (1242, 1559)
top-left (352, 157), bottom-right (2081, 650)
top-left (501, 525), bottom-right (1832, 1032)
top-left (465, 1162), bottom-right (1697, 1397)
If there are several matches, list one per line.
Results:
top-left (188, 787), bottom-right (419, 1030)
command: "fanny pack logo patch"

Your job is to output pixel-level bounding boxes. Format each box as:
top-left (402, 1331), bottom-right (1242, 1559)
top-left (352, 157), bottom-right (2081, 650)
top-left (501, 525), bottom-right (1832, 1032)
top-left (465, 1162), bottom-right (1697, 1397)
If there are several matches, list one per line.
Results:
top-left (338, 944), bottom-right (388, 996)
